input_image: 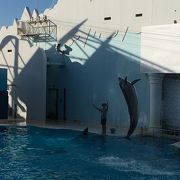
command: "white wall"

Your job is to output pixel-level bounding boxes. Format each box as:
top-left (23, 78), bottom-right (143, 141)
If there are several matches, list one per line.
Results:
top-left (45, 0), bottom-right (180, 33)
top-left (152, 0), bottom-right (180, 25)
top-left (0, 31), bottom-right (47, 121)
top-left (141, 24), bottom-right (180, 73)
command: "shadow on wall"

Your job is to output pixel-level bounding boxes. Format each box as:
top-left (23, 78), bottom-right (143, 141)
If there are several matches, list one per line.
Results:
top-left (0, 19), bottom-right (170, 126)
top-left (58, 19), bottom-right (88, 47)
top-left (14, 49), bottom-right (46, 120)
top-left (47, 18), bottom-right (175, 128)
top-left (0, 35), bottom-right (24, 119)
top-left (0, 35), bottom-right (46, 121)
top-left (46, 19), bottom-right (152, 128)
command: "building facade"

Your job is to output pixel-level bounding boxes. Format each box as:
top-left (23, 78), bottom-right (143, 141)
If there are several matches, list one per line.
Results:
top-left (0, 0), bottom-right (180, 132)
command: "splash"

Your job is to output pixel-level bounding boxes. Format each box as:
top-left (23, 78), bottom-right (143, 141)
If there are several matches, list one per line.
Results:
top-left (98, 156), bottom-right (175, 176)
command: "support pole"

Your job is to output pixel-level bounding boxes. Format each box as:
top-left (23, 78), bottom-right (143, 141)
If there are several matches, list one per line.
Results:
top-left (148, 73), bottom-right (164, 135)
top-left (63, 88), bottom-right (66, 121)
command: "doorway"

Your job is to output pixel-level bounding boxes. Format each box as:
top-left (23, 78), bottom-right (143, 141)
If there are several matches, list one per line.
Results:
top-left (47, 88), bottom-right (66, 120)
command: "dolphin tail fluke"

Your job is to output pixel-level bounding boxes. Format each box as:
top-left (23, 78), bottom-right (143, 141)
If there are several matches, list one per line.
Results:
top-left (124, 136), bottom-right (131, 141)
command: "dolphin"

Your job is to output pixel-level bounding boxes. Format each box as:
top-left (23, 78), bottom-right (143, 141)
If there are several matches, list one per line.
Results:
top-left (118, 77), bottom-right (140, 139)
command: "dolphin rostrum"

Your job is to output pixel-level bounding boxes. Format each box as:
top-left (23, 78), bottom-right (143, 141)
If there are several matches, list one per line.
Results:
top-left (118, 76), bottom-right (140, 139)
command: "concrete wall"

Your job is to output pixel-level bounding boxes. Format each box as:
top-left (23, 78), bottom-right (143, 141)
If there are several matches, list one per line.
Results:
top-left (141, 24), bottom-right (180, 73)
top-left (45, 0), bottom-right (180, 32)
top-left (42, 0), bottom-right (158, 128)
top-left (0, 31), bottom-right (47, 121)
top-left (47, 33), bottom-right (149, 129)
top-left (42, 0), bottom-right (180, 128)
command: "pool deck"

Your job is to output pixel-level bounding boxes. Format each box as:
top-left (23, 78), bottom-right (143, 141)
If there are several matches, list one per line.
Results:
top-left (27, 119), bottom-right (144, 137)
top-left (0, 118), bottom-right (129, 136)
top-left (0, 118), bottom-right (25, 125)
top-left (1, 118), bottom-right (180, 141)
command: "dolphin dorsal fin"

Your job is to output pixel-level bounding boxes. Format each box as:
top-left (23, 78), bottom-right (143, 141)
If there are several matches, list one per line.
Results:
top-left (131, 79), bottom-right (141, 85)
top-left (125, 77), bottom-right (128, 84)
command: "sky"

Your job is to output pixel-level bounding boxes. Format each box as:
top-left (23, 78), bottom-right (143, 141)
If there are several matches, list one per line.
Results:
top-left (0, 0), bottom-right (58, 28)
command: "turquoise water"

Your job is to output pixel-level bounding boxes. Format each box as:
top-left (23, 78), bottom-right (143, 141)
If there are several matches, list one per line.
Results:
top-left (0, 126), bottom-right (179, 180)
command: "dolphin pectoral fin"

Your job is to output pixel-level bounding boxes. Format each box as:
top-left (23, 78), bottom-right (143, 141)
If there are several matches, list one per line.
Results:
top-left (131, 79), bottom-right (141, 85)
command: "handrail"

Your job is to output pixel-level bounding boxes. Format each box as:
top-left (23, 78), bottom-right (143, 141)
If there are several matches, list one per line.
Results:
top-left (147, 126), bottom-right (180, 138)
top-left (149, 126), bottom-right (180, 132)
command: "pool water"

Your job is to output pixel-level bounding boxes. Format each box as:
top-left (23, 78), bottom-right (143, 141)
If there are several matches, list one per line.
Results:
top-left (0, 126), bottom-right (179, 180)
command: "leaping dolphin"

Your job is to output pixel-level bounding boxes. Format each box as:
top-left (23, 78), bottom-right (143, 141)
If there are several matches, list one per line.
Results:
top-left (118, 77), bottom-right (140, 139)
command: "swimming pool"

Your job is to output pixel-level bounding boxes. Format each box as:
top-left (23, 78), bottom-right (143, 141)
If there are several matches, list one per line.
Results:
top-left (0, 126), bottom-right (179, 180)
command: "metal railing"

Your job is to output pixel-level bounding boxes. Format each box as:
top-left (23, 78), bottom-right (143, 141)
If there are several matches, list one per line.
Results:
top-left (143, 126), bottom-right (180, 139)
top-left (17, 18), bottom-right (57, 42)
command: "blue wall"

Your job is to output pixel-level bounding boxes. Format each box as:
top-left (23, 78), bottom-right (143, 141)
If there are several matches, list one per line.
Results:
top-left (47, 31), bottom-right (150, 128)
top-left (0, 68), bottom-right (8, 119)
top-left (0, 68), bottom-right (7, 91)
